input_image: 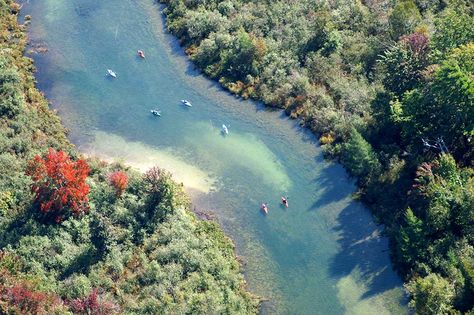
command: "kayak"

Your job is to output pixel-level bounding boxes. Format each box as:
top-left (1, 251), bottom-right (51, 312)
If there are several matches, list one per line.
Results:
top-left (107, 69), bottom-right (117, 78)
top-left (221, 124), bottom-right (229, 135)
top-left (137, 50), bottom-right (145, 58)
top-left (181, 99), bottom-right (192, 107)
top-left (261, 203), bottom-right (268, 214)
top-left (150, 109), bottom-right (161, 116)
top-left (281, 197), bottom-right (288, 208)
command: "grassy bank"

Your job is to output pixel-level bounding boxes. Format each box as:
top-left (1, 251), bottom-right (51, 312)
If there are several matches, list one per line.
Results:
top-left (0, 1), bottom-right (258, 313)
top-left (160, 0), bottom-right (474, 313)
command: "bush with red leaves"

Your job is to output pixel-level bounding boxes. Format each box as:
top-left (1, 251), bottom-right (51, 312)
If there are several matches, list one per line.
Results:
top-left (26, 148), bottom-right (90, 223)
top-left (0, 273), bottom-right (63, 314)
top-left (67, 289), bottom-right (118, 315)
top-left (108, 171), bottom-right (128, 197)
top-left (400, 32), bottom-right (429, 56)
top-left (6, 285), bottom-right (49, 313)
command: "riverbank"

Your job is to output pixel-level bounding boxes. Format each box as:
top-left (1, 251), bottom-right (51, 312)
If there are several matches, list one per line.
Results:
top-left (0, 1), bottom-right (258, 313)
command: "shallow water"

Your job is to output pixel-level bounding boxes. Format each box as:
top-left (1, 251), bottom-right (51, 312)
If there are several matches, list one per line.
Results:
top-left (21, 0), bottom-right (407, 313)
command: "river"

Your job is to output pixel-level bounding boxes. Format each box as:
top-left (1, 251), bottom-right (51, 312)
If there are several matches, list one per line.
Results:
top-left (20, 0), bottom-right (407, 313)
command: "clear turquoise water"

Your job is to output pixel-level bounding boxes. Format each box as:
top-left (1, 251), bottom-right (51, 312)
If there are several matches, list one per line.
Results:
top-left (21, 0), bottom-right (407, 313)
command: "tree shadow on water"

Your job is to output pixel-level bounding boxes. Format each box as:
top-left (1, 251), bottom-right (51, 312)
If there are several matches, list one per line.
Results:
top-left (329, 202), bottom-right (404, 300)
top-left (307, 164), bottom-right (355, 211)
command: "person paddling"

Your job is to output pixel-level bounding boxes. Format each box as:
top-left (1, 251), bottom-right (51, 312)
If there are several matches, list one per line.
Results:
top-left (261, 203), bottom-right (269, 214)
top-left (281, 196), bottom-right (288, 208)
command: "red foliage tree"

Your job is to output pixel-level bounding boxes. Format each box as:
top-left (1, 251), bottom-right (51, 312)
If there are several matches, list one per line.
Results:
top-left (67, 289), bottom-right (118, 315)
top-left (400, 32), bottom-right (429, 56)
top-left (26, 148), bottom-right (90, 223)
top-left (108, 171), bottom-right (128, 196)
top-left (0, 272), bottom-right (63, 314)
top-left (6, 285), bottom-right (49, 313)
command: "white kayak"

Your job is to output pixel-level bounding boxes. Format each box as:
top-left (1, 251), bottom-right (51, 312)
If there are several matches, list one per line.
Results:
top-left (107, 69), bottom-right (117, 78)
top-left (181, 99), bottom-right (192, 107)
top-left (150, 109), bottom-right (161, 116)
top-left (221, 124), bottom-right (229, 135)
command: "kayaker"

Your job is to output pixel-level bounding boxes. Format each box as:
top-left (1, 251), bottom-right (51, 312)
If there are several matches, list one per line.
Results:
top-left (281, 197), bottom-right (288, 207)
top-left (261, 203), bottom-right (268, 214)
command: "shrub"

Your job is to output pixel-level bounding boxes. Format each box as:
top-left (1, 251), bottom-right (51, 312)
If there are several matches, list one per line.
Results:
top-left (0, 274), bottom-right (64, 314)
top-left (67, 288), bottom-right (118, 315)
top-left (108, 171), bottom-right (128, 197)
top-left (320, 132), bottom-right (336, 145)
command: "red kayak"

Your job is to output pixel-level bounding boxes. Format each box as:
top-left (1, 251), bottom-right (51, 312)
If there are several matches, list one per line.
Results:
top-left (261, 203), bottom-right (268, 214)
top-left (137, 50), bottom-right (145, 58)
top-left (281, 197), bottom-right (288, 208)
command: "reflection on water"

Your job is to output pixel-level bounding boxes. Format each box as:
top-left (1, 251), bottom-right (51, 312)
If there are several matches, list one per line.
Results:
top-left (21, 0), bottom-right (407, 313)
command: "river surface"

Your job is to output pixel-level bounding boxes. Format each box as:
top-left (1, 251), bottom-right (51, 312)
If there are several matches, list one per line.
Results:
top-left (21, 0), bottom-right (407, 313)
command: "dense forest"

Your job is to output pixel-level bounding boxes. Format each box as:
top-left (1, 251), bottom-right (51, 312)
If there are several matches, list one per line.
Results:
top-left (160, 0), bottom-right (474, 313)
top-left (0, 1), bottom-right (258, 313)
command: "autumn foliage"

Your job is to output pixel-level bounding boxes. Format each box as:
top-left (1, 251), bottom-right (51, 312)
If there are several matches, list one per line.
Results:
top-left (3, 284), bottom-right (57, 314)
top-left (67, 289), bottom-right (118, 315)
top-left (26, 148), bottom-right (90, 222)
top-left (0, 271), bottom-right (63, 314)
top-left (108, 171), bottom-right (128, 196)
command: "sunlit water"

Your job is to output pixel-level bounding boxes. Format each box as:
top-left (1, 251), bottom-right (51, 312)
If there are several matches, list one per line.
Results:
top-left (20, 0), bottom-right (407, 313)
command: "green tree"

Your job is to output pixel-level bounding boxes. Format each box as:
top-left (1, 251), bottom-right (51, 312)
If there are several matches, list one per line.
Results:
top-left (431, 8), bottom-right (474, 55)
top-left (459, 246), bottom-right (474, 311)
top-left (454, 182), bottom-right (474, 241)
top-left (406, 273), bottom-right (455, 314)
top-left (193, 33), bottom-right (232, 78)
top-left (423, 155), bottom-right (461, 233)
top-left (322, 30), bottom-right (342, 56)
top-left (401, 44), bottom-right (474, 159)
top-left (412, 155), bottom-right (466, 234)
top-left (389, 0), bottom-right (422, 40)
top-left (223, 30), bottom-right (265, 81)
top-left (397, 208), bottom-right (426, 269)
top-left (184, 10), bottom-right (226, 43)
top-left (300, 8), bottom-right (332, 57)
top-left (340, 129), bottom-right (381, 184)
top-left (379, 33), bottom-right (430, 96)
top-left (0, 58), bottom-right (23, 118)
